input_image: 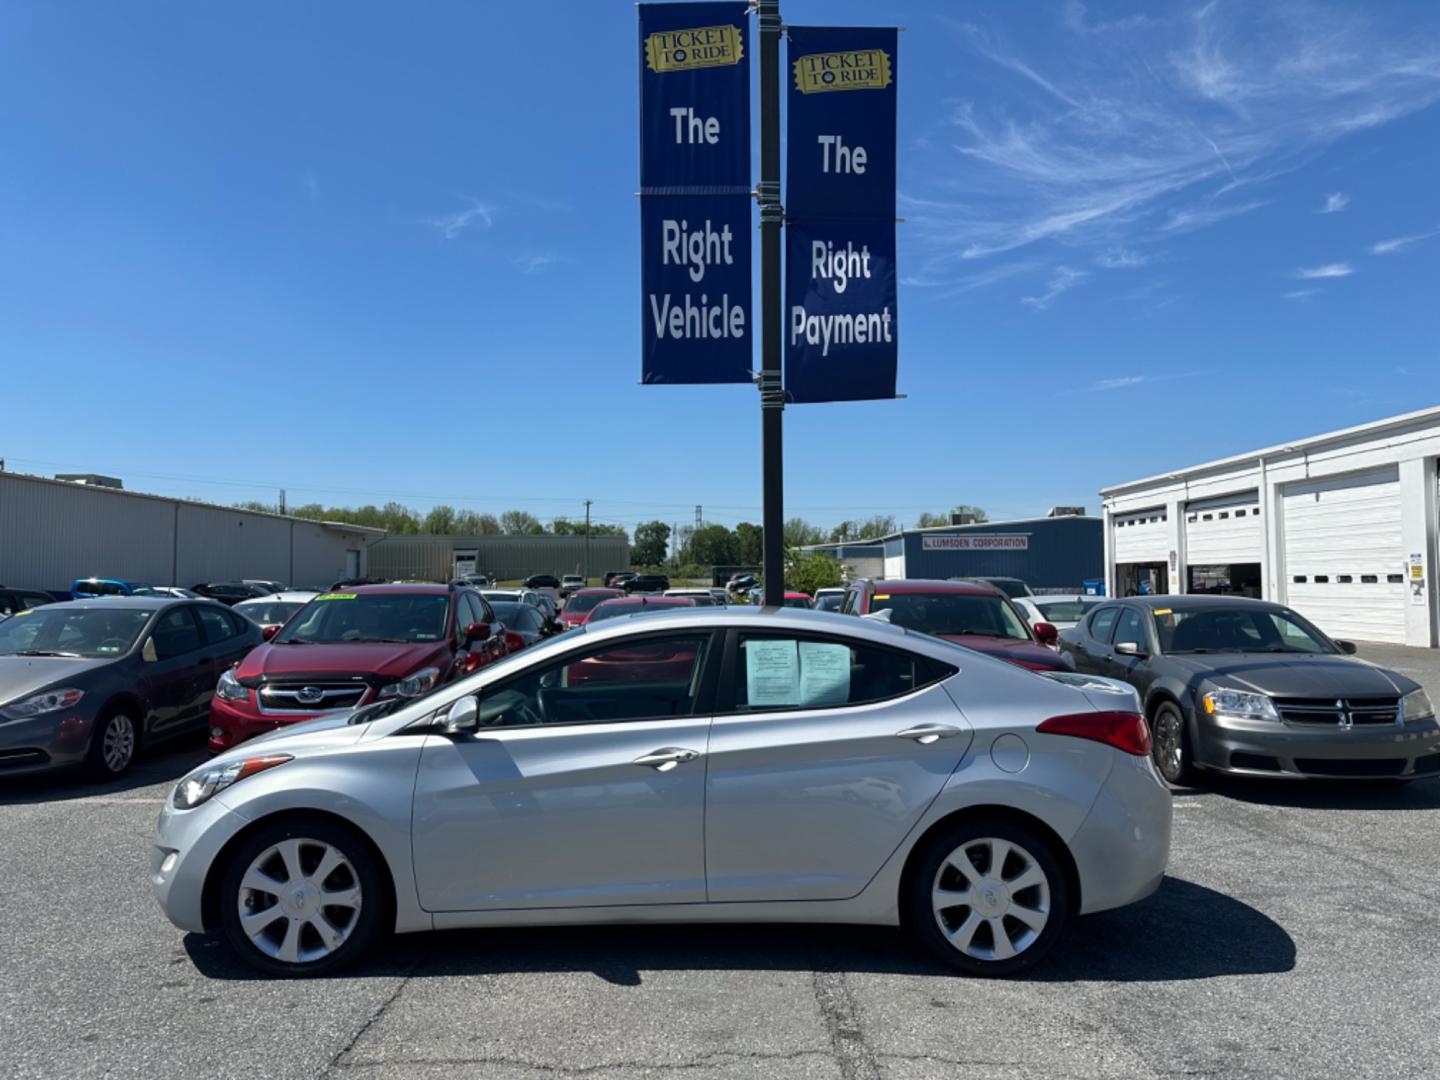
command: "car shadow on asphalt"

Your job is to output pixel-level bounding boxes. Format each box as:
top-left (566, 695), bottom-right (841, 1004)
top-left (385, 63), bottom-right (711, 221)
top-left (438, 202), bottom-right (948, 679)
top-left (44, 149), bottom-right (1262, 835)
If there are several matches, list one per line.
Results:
top-left (0, 740), bottom-right (207, 805)
top-left (1171, 774), bottom-right (1440, 811)
top-left (183, 875), bottom-right (1294, 985)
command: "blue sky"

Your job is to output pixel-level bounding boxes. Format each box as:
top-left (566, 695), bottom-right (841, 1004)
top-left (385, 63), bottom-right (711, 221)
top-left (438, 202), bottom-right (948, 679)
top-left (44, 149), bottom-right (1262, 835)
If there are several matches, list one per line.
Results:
top-left (3, 1), bottom-right (1438, 535)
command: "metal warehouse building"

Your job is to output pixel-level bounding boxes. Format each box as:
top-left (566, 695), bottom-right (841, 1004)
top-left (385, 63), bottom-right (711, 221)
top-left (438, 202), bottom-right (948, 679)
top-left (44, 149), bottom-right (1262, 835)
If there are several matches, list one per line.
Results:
top-left (368, 533), bottom-right (631, 584)
top-left (0, 471), bottom-right (384, 592)
top-left (1101, 407), bottom-right (1440, 647)
top-left (804, 514), bottom-right (1103, 592)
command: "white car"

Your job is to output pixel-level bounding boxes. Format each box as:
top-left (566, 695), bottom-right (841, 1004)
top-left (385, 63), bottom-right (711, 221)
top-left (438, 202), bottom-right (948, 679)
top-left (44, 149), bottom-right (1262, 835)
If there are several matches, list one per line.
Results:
top-left (233, 591), bottom-right (322, 634)
top-left (814, 587), bottom-right (846, 612)
top-left (1013, 594), bottom-right (1103, 634)
top-left (664, 588), bottom-right (719, 606)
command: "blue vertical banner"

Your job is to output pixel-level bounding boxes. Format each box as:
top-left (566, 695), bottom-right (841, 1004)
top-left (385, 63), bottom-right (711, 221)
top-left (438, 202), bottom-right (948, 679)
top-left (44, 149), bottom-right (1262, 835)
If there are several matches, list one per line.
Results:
top-left (784, 26), bottom-right (899, 404)
top-left (638, 3), bottom-right (753, 384)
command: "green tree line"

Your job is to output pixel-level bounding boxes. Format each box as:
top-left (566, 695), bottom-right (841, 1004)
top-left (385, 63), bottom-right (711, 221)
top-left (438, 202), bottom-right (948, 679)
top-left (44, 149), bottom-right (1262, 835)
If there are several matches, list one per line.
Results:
top-left (231, 500), bottom-right (628, 540)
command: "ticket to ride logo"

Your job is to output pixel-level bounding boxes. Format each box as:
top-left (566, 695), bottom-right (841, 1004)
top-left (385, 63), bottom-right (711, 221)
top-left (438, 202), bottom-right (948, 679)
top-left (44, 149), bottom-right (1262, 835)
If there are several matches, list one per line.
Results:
top-left (794, 49), bottom-right (892, 93)
top-left (645, 24), bottom-right (744, 73)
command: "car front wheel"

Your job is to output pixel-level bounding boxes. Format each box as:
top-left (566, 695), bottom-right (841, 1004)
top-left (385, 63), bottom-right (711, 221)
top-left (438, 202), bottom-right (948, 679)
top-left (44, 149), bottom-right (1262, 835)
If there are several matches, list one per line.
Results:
top-left (85, 708), bottom-right (139, 778)
top-left (219, 818), bottom-right (386, 977)
top-left (1150, 702), bottom-right (1195, 786)
top-left (905, 820), bottom-right (1071, 977)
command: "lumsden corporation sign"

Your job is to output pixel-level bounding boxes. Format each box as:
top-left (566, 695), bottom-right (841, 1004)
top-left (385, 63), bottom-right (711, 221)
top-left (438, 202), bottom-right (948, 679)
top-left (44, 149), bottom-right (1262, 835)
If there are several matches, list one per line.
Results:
top-left (921, 534), bottom-right (1030, 551)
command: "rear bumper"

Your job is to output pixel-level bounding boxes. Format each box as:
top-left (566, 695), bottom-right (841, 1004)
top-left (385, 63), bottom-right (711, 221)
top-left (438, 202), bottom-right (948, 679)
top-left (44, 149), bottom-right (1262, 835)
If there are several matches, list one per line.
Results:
top-left (1193, 712), bottom-right (1440, 779)
top-left (1069, 752), bottom-right (1172, 915)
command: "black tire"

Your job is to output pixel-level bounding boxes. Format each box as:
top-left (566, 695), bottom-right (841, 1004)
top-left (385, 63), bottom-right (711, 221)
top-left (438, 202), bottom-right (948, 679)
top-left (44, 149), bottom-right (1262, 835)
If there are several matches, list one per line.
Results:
top-left (219, 818), bottom-right (388, 977)
top-left (904, 819), bottom-right (1071, 977)
top-left (1150, 702), bottom-right (1195, 786)
top-left (84, 707), bottom-right (140, 779)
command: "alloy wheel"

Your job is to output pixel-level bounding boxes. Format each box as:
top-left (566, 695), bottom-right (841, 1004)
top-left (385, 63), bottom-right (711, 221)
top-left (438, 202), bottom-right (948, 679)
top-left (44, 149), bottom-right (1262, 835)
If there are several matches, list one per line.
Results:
top-left (236, 838), bottom-right (363, 964)
top-left (931, 836), bottom-right (1051, 962)
top-left (1152, 711), bottom-right (1184, 782)
top-left (102, 714), bottom-right (136, 773)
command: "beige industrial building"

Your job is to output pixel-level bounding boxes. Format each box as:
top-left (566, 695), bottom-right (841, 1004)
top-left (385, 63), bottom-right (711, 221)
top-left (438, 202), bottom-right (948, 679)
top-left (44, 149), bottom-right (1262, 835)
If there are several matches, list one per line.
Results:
top-left (0, 471), bottom-right (385, 592)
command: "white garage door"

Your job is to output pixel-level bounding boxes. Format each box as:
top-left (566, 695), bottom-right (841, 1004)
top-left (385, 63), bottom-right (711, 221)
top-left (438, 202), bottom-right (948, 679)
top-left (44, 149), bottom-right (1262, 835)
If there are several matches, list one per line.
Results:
top-left (1113, 508), bottom-right (1169, 563)
top-left (1185, 491), bottom-right (1262, 564)
top-left (1283, 466), bottom-right (1405, 643)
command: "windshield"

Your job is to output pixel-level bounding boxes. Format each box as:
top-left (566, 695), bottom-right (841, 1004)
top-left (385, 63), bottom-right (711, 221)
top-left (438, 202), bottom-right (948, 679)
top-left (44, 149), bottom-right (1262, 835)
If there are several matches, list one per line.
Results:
top-left (74, 581), bottom-right (128, 596)
top-left (235, 600), bottom-right (305, 626)
top-left (1033, 599), bottom-right (1093, 622)
top-left (987, 579), bottom-right (1032, 599)
top-left (815, 594), bottom-right (844, 612)
top-left (588, 601), bottom-right (687, 623)
top-left (0, 607), bottom-right (153, 658)
top-left (872, 593), bottom-right (1031, 640)
top-left (564, 592), bottom-right (617, 614)
top-left (275, 593), bottom-right (450, 644)
top-left (1155, 606), bottom-right (1333, 654)
top-left (782, 596), bottom-right (811, 608)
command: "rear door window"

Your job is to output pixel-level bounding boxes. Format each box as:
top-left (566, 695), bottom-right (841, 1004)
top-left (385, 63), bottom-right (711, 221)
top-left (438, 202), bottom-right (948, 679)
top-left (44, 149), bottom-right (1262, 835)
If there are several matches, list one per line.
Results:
top-left (1088, 606), bottom-right (1120, 644)
top-left (727, 634), bottom-right (953, 713)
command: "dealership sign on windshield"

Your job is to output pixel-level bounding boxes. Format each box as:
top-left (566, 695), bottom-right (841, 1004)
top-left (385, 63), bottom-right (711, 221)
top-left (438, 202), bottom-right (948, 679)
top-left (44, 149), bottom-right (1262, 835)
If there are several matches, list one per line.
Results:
top-left (637, 3), bottom-right (753, 385)
top-left (922, 535), bottom-right (1030, 551)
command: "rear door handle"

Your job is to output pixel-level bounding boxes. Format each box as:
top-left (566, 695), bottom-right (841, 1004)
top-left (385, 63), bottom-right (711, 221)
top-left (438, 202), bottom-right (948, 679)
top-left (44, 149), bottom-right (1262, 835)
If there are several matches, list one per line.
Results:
top-left (896, 723), bottom-right (964, 745)
top-left (632, 747), bottom-right (700, 771)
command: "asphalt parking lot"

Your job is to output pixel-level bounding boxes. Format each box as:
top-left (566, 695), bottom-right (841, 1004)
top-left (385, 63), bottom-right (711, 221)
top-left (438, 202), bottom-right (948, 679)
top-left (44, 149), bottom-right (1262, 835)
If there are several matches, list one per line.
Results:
top-left (1, 645), bottom-right (1436, 1080)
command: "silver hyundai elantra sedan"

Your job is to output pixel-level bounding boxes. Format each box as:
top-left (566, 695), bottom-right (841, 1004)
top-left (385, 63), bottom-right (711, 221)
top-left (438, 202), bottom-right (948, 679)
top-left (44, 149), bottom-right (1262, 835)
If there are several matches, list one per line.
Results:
top-left (151, 607), bottom-right (1170, 977)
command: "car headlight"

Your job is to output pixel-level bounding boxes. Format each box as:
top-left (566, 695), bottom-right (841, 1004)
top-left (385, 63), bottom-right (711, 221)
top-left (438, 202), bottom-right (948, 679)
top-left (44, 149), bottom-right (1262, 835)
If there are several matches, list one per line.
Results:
top-left (0, 687), bottom-right (85, 720)
top-left (1402, 687), bottom-right (1435, 723)
top-left (173, 754), bottom-right (292, 810)
top-left (1201, 688), bottom-right (1279, 722)
top-left (379, 666), bottom-right (440, 700)
top-left (215, 667), bottom-right (248, 702)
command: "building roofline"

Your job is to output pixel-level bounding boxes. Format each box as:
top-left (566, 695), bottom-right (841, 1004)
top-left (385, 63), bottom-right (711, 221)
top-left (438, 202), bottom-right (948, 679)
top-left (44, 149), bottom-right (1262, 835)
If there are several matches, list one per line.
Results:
top-left (1099, 405), bottom-right (1440, 497)
top-left (802, 514), bottom-right (1100, 549)
top-left (0, 469), bottom-right (387, 538)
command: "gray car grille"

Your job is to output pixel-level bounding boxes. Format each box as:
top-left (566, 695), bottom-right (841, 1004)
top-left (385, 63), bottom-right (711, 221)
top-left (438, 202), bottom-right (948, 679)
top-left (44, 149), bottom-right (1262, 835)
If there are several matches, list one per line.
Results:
top-left (257, 681), bottom-right (368, 714)
top-left (1273, 697), bottom-right (1400, 727)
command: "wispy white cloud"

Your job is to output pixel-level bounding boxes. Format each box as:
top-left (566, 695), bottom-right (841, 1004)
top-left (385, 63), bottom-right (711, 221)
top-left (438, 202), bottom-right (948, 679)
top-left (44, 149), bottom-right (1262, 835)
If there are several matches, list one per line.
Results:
top-left (904, 3), bottom-right (1440, 283)
top-left (421, 197), bottom-right (494, 240)
top-left (512, 253), bottom-right (569, 275)
top-left (1370, 227), bottom-right (1440, 254)
top-left (1080, 369), bottom-right (1214, 393)
top-left (1284, 288), bottom-right (1319, 300)
top-left (1295, 262), bottom-right (1354, 279)
top-left (1095, 246), bottom-right (1151, 269)
top-left (1318, 191), bottom-right (1350, 214)
top-left (1021, 266), bottom-right (1087, 310)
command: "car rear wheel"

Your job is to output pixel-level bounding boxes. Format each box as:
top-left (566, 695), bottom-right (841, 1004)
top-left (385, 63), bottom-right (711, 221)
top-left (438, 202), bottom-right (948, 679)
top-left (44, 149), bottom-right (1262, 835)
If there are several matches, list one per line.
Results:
top-left (85, 708), bottom-right (139, 778)
top-left (905, 820), bottom-right (1071, 977)
top-left (219, 818), bottom-right (386, 977)
top-left (1150, 702), bottom-right (1195, 786)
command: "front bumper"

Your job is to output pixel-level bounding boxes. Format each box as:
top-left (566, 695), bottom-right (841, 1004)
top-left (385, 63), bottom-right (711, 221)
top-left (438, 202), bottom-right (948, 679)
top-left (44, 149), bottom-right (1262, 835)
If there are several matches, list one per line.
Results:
top-left (0, 711), bottom-right (96, 776)
top-left (151, 791), bottom-right (250, 932)
top-left (1068, 750), bottom-right (1172, 915)
top-left (1193, 711), bottom-right (1440, 779)
top-left (208, 697), bottom-right (333, 753)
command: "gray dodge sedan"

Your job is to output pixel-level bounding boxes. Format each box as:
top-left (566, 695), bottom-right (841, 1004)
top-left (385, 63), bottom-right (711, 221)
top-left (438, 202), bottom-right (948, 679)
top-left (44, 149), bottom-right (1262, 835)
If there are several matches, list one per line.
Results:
top-left (0, 597), bottom-right (260, 778)
top-left (152, 607), bottom-right (1171, 978)
top-left (1058, 596), bottom-right (1440, 783)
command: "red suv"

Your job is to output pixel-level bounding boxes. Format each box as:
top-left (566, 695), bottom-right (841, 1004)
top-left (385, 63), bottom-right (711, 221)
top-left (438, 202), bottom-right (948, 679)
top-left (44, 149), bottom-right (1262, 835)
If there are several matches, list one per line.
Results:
top-left (558, 587), bottom-right (625, 631)
top-left (208, 583), bottom-right (511, 751)
top-left (842, 578), bottom-right (1068, 672)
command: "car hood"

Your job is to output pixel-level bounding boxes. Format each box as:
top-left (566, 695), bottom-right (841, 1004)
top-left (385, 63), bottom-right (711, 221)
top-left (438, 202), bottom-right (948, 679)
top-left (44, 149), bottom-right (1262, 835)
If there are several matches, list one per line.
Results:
top-left (236, 641), bottom-right (444, 683)
top-left (936, 635), bottom-right (1068, 671)
top-left (232, 711), bottom-right (371, 752)
top-left (1162, 653), bottom-right (1414, 697)
top-left (0, 655), bottom-right (116, 703)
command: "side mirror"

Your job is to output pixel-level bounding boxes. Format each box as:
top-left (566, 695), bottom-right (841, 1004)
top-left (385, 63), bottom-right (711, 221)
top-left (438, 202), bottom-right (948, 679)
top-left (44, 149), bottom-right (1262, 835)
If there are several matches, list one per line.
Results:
top-left (464, 621), bottom-right (491, 644)
top-left (1336, 640), bottom-right (1358, 655)
top-left (1115, 640), bottom-right (1147, 657)
top-left (1032, 621), bottom-right (1059, 646)
top-left (141, 638), bottom-right (158, 663)
top-left (262, 624), bottom-right (280, 641)
top-left (440, 696), bottom-right (478, 735)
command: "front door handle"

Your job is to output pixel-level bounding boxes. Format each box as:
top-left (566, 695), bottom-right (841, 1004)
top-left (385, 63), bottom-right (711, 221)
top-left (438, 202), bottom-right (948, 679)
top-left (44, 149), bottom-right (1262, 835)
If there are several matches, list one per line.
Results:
top-left (632, 747), bottom-right (700, 771)
top-left (896, 723), bottom-right (964, 745)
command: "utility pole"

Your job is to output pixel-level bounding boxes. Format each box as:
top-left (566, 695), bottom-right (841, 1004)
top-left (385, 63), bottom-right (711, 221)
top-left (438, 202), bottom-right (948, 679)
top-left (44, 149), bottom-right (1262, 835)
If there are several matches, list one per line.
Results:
top-left (278, 488), bottom-right (286, 515)
top-left (583, 499), bottom-right (592, 583)
top-left (695, 504), bottom-right (702, 532)
top-left (757, 0), bottom-right (785, 607)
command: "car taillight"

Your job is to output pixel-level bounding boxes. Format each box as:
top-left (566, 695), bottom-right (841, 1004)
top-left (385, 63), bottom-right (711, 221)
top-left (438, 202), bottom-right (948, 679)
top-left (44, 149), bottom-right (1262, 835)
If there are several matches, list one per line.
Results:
top-left (1036, 710), bottom-right (1151, 756)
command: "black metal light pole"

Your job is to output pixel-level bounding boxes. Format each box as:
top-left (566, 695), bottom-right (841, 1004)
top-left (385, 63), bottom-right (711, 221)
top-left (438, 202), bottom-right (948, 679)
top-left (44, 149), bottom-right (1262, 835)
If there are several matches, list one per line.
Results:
top-left (757, 0), bottom-right (785, 607)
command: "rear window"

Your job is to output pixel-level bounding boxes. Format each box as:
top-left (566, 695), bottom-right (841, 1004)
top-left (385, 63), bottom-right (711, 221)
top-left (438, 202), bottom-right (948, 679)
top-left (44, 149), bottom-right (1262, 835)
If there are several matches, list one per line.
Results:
top-left (1034, 599), bottom-right (1087, 622)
